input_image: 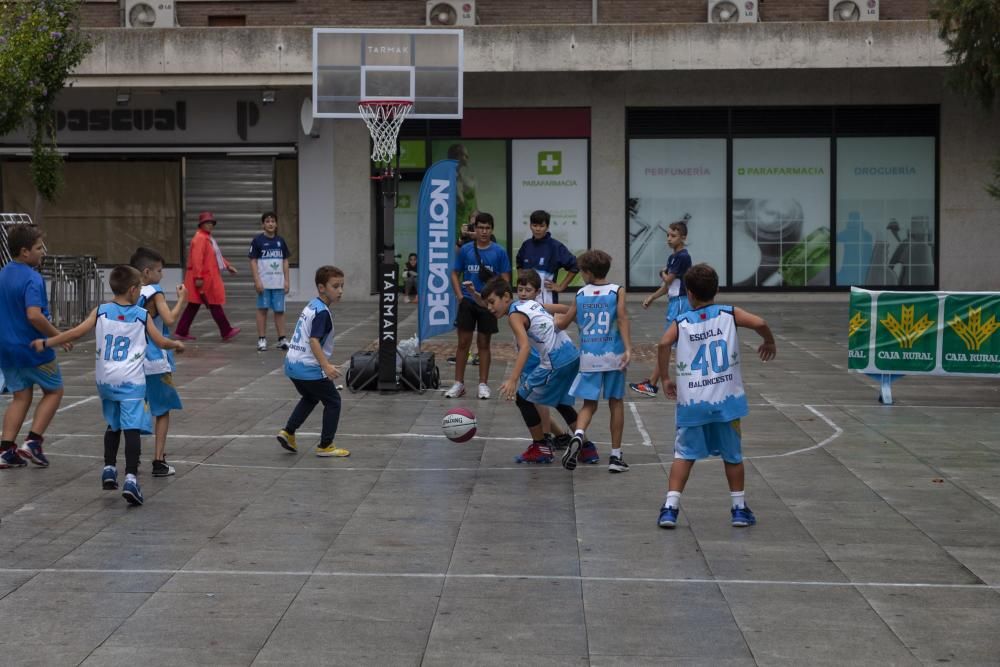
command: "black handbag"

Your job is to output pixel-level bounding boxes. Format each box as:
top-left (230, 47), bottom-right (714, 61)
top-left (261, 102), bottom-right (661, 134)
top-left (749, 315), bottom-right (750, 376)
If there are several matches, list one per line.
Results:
top-left (400, 352), bottom-right (439, 392)
top-left (474, 245), bottom-right (495, 283)
top-left (345, 351), bottom-right (379, 392)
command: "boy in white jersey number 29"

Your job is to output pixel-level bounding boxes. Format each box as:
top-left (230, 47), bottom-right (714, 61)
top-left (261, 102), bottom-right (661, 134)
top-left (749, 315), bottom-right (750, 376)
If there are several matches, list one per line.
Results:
top-left (655, 263), bottom-right (776, 529)
top-left (34, 266), bottom-right (185, 506)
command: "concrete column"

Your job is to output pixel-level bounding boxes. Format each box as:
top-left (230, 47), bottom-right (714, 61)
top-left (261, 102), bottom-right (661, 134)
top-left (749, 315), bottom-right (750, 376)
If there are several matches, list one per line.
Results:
top-left (589, 72), bottom-right (628, 285)
top-left (297, 118), bottom-right (336, 296)
top-left (331, 118), bottom-right (375, 299)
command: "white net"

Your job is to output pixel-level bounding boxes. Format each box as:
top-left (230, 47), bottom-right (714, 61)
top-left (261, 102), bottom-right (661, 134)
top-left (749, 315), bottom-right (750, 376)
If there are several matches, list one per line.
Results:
top-left (358, 100), bottom-right (413, 165)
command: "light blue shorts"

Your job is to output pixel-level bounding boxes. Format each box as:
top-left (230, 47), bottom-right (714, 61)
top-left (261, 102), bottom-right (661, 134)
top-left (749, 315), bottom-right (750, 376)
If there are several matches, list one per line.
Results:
top-left (256, 288), bottom-right (286, 313)
top-left (0, 361), bottom-right (63, 393)
top-left (102, 397), bottom-right (153, 434)
top-left (518, 359), bottom-right (579, 407)
top-left (665, 295), bottom-right (690, 329)
top-left (146, 373), bottom-right (183, 417)
top-left (674, 420), bottom-right (743, 464)
top-left (569, 370), bottom-right (626, 401)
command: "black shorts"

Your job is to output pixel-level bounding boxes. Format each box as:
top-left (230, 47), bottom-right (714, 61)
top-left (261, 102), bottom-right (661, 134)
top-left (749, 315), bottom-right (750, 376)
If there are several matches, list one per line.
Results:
top-left (455, 299), bottom-right (499, 334)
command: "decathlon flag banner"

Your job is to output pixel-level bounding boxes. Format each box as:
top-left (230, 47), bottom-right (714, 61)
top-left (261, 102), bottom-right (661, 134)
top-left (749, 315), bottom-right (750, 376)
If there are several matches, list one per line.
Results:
top-left (848, 287), bottom-right (1000, 377)
top-left (418, 158), bottom-right (459, 342)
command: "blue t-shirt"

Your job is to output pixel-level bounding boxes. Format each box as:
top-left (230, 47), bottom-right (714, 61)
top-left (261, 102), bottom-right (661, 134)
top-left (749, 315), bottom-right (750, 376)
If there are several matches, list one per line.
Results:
top-left (0, 261), bottom-right (56, 369)
top-left (248, 233), bottom-right (291, 290)
top-left (284, 298), bottom-right (334, 381)
top-left (665, 248), bottom-right (692, 298)
top-left (454, 241), bottom-right (511, 301)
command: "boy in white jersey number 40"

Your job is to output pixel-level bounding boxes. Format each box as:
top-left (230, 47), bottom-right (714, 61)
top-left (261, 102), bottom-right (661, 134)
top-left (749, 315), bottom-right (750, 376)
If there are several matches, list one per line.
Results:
top-left (655, 263), bottom-right (776, 529)
top-left (34, 266), bottom-right (185, 506)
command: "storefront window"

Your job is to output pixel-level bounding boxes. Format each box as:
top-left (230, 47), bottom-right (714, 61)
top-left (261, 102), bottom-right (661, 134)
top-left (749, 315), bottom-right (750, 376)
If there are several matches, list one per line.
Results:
top-left (628, 139), bottom-right (727, 288)
top-left (835, 137), bottom-right (935, 287)
top-left (430, 140), bottom-right (509, 251)
top-left (1, 160), bottom-right (182, 265)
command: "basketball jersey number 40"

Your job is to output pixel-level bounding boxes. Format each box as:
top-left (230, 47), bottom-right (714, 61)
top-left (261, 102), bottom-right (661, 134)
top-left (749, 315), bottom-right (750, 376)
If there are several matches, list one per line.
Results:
top-left (690, 340), bottom-right (730, 375)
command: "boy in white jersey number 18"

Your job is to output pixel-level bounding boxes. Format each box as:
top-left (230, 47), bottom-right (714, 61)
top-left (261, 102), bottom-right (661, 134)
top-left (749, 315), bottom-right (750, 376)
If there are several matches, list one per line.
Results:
top-left (655, 263), bottom-right (776, 529)
top-left (34, 266), bottom-right (185, 506)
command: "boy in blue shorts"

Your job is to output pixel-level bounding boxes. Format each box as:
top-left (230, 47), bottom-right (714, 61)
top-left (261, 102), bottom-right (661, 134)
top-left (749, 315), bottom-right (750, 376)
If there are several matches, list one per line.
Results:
top-left (0, 225), bottom-right (66, 468)
top-left (34, 266), bottom-right (184, 505)
top-left (249, 211), bottom-right (291, 352)
top-left (555, 250), bottom-right (633, 473)
top-left (482, 277), bottom-right (580, 465)
top-left (631, 220), bottom-right (692, 397)
top-left (655, 263), bottom-right (776, 529)
top-left (131, 247), bottom-right (187, 477)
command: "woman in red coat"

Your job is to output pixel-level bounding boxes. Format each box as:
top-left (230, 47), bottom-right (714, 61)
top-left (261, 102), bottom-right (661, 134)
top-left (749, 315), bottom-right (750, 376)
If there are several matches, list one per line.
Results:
top-left (174, 212), bottom-right (241, 341)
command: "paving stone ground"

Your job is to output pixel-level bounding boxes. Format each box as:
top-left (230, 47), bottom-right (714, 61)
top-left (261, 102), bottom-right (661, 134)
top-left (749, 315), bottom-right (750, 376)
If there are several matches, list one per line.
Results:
top-left (1, 294), bottom-right (999, 666)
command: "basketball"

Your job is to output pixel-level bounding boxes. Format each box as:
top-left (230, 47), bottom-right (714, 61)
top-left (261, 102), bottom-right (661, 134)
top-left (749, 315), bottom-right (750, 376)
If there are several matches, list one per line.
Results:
top-left (442, 408), bottom-right (477, 443)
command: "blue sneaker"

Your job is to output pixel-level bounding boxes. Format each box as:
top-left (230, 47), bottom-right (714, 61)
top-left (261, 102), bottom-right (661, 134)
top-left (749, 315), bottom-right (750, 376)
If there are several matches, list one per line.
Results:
top-left (19, 440), bottom-right (49, 467)
top-left (579, 441), bottom-right (599, 464)
top-left (122, 477), bottom-right (143, 506)
top-left (658, 505), bottom-right (679, 528)
top-left (102, 466), bottom-right (118, 490)
top-left (0, 447), bottom-right (27, 469)
top-left (731, 505), bottom-right (757, 527)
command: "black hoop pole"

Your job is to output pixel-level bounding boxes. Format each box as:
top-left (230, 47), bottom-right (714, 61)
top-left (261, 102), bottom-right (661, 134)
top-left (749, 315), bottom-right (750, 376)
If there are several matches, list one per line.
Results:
top-left (376, 161), bottom-right (400, 391)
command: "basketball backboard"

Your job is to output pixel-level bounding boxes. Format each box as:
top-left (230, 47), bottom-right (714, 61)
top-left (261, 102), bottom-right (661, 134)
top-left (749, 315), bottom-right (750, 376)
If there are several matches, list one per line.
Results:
top-left (312, 28), bottom-right (464, 119)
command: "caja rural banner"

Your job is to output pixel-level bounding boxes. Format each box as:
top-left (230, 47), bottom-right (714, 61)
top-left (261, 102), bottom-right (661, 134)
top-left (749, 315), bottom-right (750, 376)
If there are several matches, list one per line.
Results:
top-left (848, 287), bottom-right (1000, 377)
top-left (417, 159), bottom-right (459, 342)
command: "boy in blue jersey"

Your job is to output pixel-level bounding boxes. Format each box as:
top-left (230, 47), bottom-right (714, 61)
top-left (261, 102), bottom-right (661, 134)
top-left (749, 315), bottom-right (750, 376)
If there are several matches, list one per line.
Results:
top-left (482, 277), bottom-right (581, 465)
top-left (555, 250), bottom-right (633, 473)
top-left (515, 210), bottom-right (579, 304)
top-left (631, 220), bottom-right (692, 398)
top-left (277, 265), bottom-right (348, 458)
top-left (250, 212), bottom-right (292, 352)
top-left (131, 247), bottom-right (188, 477)
top-left (655, 263), bottom-right (776, 529)
top-left (34, 266), bottom-right (185, 505)
top-left (0, 225), bottom-right (66, 469)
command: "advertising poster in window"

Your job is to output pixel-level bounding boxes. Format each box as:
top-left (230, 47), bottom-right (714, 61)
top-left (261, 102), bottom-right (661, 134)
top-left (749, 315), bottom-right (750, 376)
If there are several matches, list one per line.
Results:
top-left (628, 139), bottom-right (727, 288)
top-left (511, 139), bottom-right (589, 296)
top-left (732, 138), bottom-right (831, 287)
top-left (431, 140), bottom-right (508, 252)
top-left (836, 137), bottom-right (935, 287)
top-left (394, 179), bottom-right (421, 272)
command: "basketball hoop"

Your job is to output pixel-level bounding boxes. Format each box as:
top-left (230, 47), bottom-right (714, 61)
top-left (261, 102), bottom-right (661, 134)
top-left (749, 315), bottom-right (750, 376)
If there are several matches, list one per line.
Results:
top-left (358, 100), bottom-right (413, 168)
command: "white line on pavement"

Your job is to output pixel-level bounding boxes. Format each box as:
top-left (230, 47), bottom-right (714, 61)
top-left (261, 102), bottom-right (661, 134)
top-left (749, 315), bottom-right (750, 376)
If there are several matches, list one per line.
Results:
top-left (627, 401), bottom-right (653, 447)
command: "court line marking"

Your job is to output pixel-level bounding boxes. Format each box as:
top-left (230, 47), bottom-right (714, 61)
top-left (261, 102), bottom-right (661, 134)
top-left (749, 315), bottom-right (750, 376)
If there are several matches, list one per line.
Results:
top-left (627, 401), bottom-right (653, 447)
top-left (748, 404), bottom-right (844, 460)
top-left (23, 396), bottom-right (97, 429)
top-left (0, 566), bottom-right (994, 591)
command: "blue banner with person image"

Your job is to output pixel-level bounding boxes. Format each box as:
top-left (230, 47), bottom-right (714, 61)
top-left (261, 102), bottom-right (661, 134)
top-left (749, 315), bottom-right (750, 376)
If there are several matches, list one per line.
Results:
top-left (417, 159), bottom-right (459, 342)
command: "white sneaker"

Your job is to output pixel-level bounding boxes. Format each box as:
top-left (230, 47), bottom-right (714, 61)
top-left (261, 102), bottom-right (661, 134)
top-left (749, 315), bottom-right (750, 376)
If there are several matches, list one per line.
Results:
top-left (478, 383), bottom-right (491, 399)
top-left (257, 338), bottom-right (267, 352)
top-left (444, 382), bottom-right (466, 398)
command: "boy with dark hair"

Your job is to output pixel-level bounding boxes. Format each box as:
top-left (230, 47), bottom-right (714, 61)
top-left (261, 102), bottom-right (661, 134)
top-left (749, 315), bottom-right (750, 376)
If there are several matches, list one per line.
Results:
top-left (34, 265), bottom-right (185, 505)
top-left (277, 265), bottom-right (349, 458)
top-left (131, 246), bottom-right (187, 477)
top-left (655, 263), bottom-right (776, 529)
top-left (249, 211), bottom-right (291, 352)
top-left (555, 249), bottom-right (633, 472)
top-left (0, 225), bottom-right (65, 468)
top-left (516, 209), bottom-right (578, 304)
top-left (403, 253), bottom-right (419, 304)
top-left (631, 220), bottom-right (692, 397)
top-left (482, 277), bottom-right (581, 465)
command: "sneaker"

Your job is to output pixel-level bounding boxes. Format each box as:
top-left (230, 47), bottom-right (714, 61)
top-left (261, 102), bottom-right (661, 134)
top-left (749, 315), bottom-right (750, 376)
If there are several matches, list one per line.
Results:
top-left (731, 505), bottom-right (757, 527)
top-left (515, 442), bottom-right (554, 464)
top-left (316, 443), bottom-right (350, 457)
top-left (447, 356), bottom-right (457, 365)
top-left (444, 382), bottom-right (466, 398)
top-left (608, 454), bottom-right (630, 473)
top-left (122, 477), bottom-right (143, 506)
top-left (561, 434), bottom-right (583, 471)
top-left (18, 439), bottom-right (49, 467)
top-left (151, 460), bottom-right (175, 477)
top-left (277, 429), bottom-right (297, 453)
top-left (257, 338), bottom-right (267, 352)
top-left (172, 332), bottom-right (196, 341)
top-left (658, 505), bottom-right (679, 528)
top-left (102, 466), bottom-right (118, 490)
top-left (276, 337), bottom-right (289, 351)
top-left (579, 441), bottom-right (600, 464)
top-left (629, 380), bottom-right (659, 397)
top-left (222, 327), bottom-right (242, 342)
top-left (0, 447), bottom-right (27, 469)
top-left (478, 383), bottom-right (491, 400)
top-left (552, 433), bottom-right (573, 450)
top-left (470, 354), bottom-right (480, 366)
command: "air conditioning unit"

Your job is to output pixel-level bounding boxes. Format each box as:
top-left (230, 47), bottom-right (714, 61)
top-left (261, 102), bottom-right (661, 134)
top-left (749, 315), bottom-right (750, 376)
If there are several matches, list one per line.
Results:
top-left (122, 0), bottom-right (175, 28)
top-left (708, 0), bottom-right (758, 24)
top-left (426, 1), bottom-right (477, 27)
top-left (830, 0), bottom-right (879, 22)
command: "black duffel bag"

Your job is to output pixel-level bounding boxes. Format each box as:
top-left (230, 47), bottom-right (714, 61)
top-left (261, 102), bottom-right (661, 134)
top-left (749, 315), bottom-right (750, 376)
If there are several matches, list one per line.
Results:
top-left (400, 352), bottom-right (439, 392)
top-left (345, 351), bottom-right (379, 392)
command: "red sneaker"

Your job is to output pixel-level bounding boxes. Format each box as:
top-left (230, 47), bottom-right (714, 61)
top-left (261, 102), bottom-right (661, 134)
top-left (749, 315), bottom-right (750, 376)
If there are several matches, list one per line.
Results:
top-left (515, 442), bottom-right (554, 464)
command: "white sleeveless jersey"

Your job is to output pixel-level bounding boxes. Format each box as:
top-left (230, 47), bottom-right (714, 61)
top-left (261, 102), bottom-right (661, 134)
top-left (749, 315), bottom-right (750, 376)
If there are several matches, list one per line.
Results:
top-left (575, 283), bottom-right (625, 372)
top-left (95, 303), bottom-right (149, 400)
top-left (674, 305), bottom-right (748, 427)
top-left (508, 299), bottom-right (578, 370)
top-left (284, 297), bottom-right (335, 381)
top-left (138, 284), bottom-right (174, 375)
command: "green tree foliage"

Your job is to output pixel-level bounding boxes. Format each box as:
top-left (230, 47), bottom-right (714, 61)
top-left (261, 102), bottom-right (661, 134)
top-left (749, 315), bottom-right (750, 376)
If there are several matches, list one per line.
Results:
top-left (0, 0), bottom-right (91, 201)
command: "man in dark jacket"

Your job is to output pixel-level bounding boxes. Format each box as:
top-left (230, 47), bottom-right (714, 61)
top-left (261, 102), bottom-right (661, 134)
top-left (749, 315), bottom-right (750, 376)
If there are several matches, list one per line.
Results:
top-left (515, 210), bottom-right (578, 304)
